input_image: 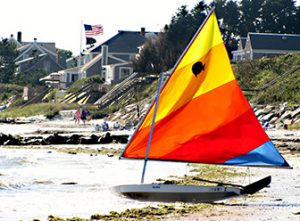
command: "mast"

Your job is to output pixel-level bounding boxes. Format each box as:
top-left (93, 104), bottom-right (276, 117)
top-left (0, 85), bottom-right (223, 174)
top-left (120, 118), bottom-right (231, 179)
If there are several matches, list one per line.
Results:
top-left (140, 72), bottom-right (165, 184)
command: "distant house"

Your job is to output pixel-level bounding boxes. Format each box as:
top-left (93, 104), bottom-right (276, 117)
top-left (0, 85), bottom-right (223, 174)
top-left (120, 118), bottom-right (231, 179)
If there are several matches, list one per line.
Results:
top-left (13, 34), bottom-right (65, 74)
top-left (231, 36), bottom-right (246, 61)
top-left (48, 28), bottom-right (157, 88)
top-left (232, 33), bottom-right (300, 62)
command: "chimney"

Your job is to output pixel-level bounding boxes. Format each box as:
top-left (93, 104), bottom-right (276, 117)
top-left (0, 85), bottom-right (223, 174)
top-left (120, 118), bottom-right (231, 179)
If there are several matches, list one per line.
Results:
top-left (33, 38), bottom-right (37, 42)
top-left (140, 27), bottom-right (145, 37)
top-left (10, 34), bottom-right (14, 38)
top-left (17, 32), bottom-right (22, 43)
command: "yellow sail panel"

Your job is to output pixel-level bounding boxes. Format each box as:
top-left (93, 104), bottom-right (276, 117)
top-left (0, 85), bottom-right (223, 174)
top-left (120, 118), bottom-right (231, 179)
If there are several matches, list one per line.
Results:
top-left (122, 10), bottom-right (290, 169)
top-left (176, 11), bottom-right (223, 70)
top-left (140, 12), bottom-right (234, 129)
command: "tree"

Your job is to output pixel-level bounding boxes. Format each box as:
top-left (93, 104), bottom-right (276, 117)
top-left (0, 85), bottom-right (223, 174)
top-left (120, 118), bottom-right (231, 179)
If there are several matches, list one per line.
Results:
top-left (239, 0), bottom-right (265, 35)
top-left (213, 0), bottom-right (241, 56)
top-left (212, 0), bottom-right (300, 54)
top-left (132, 1), bottom-right (208, 74)
top-left (56, 48), bottom-right (73, 60)
top-left (260, 0), bottom-right (299, 34)
top-left (0, 38), bottom-right (18, 83)
top-left (132, 0), bottom-right (300, 74)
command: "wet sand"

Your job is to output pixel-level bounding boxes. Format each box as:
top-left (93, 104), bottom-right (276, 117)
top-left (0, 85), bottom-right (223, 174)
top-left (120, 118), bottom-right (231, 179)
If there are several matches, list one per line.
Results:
top-left (1, 117), bottom-right (300, 220)
top-left (167, 153), bottom-right (300, 221)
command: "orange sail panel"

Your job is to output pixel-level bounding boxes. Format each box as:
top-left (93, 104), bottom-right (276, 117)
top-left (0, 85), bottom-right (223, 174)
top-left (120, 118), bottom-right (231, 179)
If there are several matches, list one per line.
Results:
top-left (121, 12), bottom-right (289, 167)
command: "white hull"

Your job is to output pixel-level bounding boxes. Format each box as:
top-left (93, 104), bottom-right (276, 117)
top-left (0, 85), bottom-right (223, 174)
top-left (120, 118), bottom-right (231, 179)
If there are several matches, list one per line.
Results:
top-left (114, 184), bottom-right (241, 202)
top-left (114, 176), bottom-right (271, 203)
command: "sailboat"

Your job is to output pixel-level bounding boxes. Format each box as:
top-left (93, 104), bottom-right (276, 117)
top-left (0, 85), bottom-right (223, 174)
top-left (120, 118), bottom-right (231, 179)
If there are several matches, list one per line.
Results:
top-left (113, 9), bottom-right (291, 203)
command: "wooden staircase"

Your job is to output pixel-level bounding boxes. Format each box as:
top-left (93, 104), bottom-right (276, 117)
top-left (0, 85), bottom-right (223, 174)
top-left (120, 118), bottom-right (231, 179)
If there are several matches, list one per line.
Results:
top-left (94, 72), bottom-right (141, 109)
top-left (62, 81), bottom-right (94, 104)
top-left (21, 87), bottom-right (50, 107)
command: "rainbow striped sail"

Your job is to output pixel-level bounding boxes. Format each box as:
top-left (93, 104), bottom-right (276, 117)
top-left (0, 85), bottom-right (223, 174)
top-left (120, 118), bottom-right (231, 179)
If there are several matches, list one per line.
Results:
top-left (120, 11), bottom-right (290, 168)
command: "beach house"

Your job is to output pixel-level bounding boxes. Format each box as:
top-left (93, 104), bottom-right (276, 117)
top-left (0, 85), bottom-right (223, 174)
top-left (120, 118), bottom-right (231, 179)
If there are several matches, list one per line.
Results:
top-left (232, 33), bottom-right (300, 62)
top-left (45, 28), bottom-right (157, 88)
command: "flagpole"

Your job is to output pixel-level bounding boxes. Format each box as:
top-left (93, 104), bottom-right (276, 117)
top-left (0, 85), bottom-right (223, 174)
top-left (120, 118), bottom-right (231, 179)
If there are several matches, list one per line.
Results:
top-left (140, 72), bottom-right (164, 184)
top-left (80, 20), bottom-right (83, 56)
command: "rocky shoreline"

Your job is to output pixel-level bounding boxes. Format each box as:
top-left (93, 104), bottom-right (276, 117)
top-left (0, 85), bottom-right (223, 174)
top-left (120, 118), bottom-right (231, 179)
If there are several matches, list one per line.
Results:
top-left (252, 104), bottom-right (300, 129)
top-left (0, 103), bottom-right (299, 153)
top-left (0, 105), bottom-right (299, 221)
top-left (0, 132), bottom-right (128, 146)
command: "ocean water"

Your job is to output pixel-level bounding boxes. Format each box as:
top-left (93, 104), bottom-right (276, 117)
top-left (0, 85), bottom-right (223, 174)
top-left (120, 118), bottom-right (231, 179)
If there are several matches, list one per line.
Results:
top-left (0, 148), bottom-right (188, 221)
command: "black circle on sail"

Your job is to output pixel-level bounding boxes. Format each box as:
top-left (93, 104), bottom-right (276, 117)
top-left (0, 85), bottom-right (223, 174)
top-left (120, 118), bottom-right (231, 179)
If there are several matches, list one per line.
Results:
top-left (192, 61), bottom-right (205, 77)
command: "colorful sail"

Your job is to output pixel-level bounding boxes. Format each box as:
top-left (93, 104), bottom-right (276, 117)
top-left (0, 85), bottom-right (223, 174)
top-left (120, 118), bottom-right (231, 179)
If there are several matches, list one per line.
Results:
top-left (121, 11), bottom-right (290, 168)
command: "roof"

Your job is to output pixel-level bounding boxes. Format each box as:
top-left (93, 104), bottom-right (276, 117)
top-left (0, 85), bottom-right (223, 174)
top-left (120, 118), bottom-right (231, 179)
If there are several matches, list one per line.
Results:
top-left (249, 33), bottom-right (300, 51)
top-left (22, 53), bottom-right (64, 72)
top-left (88, 30), bottom-right (151, 54)
top-left (20, 42), bottom-right (56, 53)
top-left (15, 41), bottom-right (57, 62)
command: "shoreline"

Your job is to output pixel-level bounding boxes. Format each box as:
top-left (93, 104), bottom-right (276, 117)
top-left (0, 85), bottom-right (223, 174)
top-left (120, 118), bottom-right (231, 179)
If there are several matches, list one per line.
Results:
top-left (0, 117), bottom-right (300, 220)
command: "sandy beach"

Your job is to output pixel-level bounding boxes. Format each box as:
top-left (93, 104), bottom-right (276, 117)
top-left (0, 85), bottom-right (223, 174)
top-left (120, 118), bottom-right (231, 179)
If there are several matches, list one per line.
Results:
top-left (0, 116), bottom-right (300, 220)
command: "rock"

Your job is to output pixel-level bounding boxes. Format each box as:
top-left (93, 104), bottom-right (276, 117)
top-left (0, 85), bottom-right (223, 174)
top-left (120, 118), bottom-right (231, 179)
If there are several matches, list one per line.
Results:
top-left (269, 116), bottom-right (279, 124)
top-left (0, 118), bottom-right (15, 124)
top-left (66, 134), bottom-right (81, 144)
top-left (280, 111), bottom-right (292, 120)
top-left (98, 132), bottom-right (112, 144)
top-left (0, 133), bottom-right (20, 145)
top-left (22, 136), bottom-right (43, 145)
top-left (291, 107), bottom-right (300, 118)
top-left (262, 113), bottom-right (276, 121)
top-left (67, 151), bottom-right (77, 155)
top-left (79, 136), bottom-right (98, 144)
top-left (61, 182), bottom-right (77, 185)
top-left (111, 135), bottom-right (128, 144)
top-left (43, 133), bottom-right (67, 145)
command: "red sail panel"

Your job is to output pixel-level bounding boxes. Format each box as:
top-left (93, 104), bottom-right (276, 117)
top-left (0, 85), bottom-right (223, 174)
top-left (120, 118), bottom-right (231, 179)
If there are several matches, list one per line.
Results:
top-left (122, 80), bottom-right (269, 163)
top-left (120, 11), bottom-right (289, 168)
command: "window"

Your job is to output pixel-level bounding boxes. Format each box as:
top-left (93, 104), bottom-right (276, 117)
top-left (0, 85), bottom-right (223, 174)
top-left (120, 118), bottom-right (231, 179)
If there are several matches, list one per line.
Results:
top-left (71, 74), bottom-right (78, 82)
top-left (119, 67), bottom-right (132, 80)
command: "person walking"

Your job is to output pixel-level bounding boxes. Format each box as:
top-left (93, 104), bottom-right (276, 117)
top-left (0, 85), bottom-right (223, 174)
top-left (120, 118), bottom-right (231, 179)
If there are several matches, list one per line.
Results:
top-left (74, 109), bottom-right (81, 124)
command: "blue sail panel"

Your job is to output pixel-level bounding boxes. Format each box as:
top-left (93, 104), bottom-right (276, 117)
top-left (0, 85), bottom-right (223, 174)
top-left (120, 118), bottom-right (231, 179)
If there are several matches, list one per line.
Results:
top-left (224, 141), bottom-right (290, 167)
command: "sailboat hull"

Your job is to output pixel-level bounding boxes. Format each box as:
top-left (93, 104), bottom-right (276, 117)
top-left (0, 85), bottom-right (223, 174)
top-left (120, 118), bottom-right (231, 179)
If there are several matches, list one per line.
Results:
top-left (114, 184), bottom-right (241, 203)
top-left (114, 176), bottom-right (271, 203)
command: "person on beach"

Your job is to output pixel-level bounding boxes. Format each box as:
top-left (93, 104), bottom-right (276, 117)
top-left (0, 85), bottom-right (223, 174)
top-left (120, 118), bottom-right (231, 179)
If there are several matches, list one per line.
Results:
top-left (74, 109), bottom-right (81, 124)
top-left (113, 121), bottom-right (120, 130)
top-left (81, 108), bottom-right (91, 125)
top-left (81, 109), bottom-right (87, 125)
top-left (102, 121), bottom-right (109, 131)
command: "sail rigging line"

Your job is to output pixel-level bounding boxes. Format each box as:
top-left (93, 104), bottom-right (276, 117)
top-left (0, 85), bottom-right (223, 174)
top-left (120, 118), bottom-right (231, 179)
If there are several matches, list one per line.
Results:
top-left (140, 72), bottom-right (165, 184)
top-left (192, 177), bottom-right (244, 188)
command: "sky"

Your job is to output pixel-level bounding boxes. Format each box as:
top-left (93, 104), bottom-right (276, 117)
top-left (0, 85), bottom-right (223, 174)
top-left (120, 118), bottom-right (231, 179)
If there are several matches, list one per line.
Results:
top-left (1, 0), bottom-right (299, 56)
top-left (0, 0), bottom-right (204, 55)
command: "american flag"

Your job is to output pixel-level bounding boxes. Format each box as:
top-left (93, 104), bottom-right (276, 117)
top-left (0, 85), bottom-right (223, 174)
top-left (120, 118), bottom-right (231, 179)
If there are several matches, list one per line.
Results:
top-left (84, 24), bottom-right (103, 36)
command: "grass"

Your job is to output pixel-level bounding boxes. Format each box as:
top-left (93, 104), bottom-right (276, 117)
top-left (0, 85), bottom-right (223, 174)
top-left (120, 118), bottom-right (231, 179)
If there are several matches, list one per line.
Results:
top-left (0, 102), bottom-right (77, 118)
top-left (47, 203), bottom-right (212, 221)
top-left (289, 122), bottom-right (300, 130)
top-left (234, 52), bottom-right (300, 105)
top-left (66, 75), bottom-right (105, 94)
